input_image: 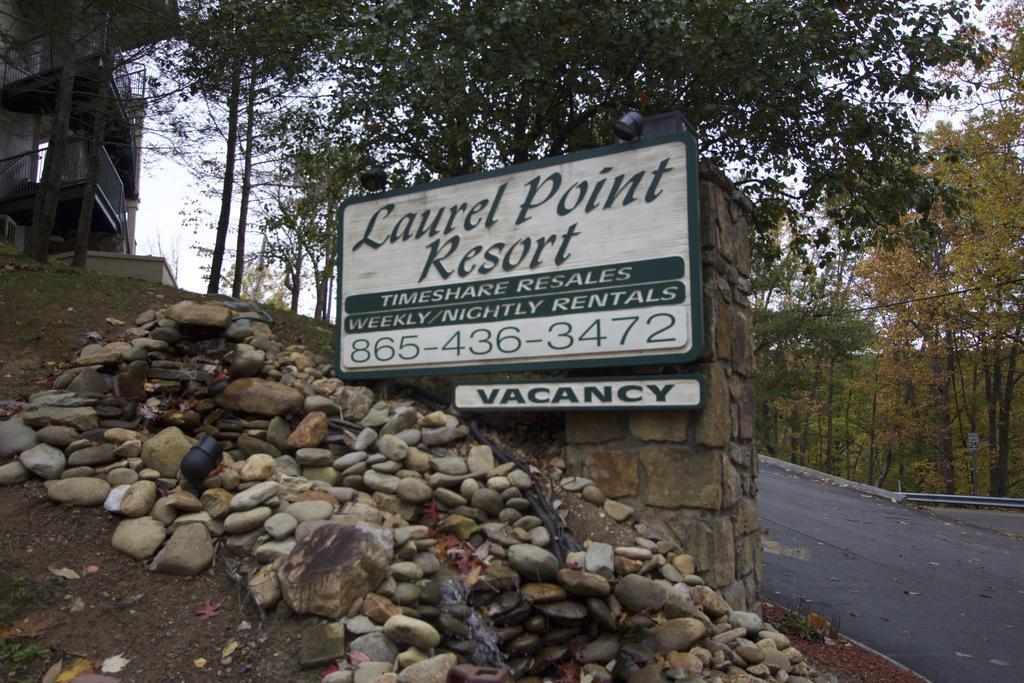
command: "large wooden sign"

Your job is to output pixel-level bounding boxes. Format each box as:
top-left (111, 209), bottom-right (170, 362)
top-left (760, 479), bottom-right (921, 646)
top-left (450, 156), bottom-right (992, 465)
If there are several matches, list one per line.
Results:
top-left (335, 133), bottom-right (701, 379)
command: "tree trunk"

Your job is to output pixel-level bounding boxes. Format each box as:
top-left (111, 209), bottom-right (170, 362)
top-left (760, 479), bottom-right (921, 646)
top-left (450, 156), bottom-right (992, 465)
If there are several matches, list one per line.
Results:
top-left (231, 70), bottom-right (257, 298)
top-left (73, 48), bottom-right (116, 266)
top-left (825, 359), bottom-right (836, 474)
top-left (25, 0), bottom-right (84, 262)
top-left (993, 344), bottom-right (1018, 497)
top-left (207, 64), bottom-right (242, 294)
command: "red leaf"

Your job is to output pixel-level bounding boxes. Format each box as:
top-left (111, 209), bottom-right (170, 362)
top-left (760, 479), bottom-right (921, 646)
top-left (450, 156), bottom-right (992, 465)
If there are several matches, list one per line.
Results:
top-left (194, 598), bottom-right (224, 620)
top-left (347, 650), bottom-right (370, 667)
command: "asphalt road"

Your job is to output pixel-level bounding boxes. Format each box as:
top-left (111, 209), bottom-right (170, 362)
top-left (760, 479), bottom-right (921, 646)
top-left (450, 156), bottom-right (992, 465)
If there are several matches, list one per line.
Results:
top-left (758, 457), bottom-right (1024, 683)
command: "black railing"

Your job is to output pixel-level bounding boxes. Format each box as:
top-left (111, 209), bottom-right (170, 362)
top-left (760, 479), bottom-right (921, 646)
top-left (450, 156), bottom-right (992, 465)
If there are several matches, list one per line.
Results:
top-left (1, 25), bottom-right (107, 89)
top-left (0, 140), bottom-right (126, 233)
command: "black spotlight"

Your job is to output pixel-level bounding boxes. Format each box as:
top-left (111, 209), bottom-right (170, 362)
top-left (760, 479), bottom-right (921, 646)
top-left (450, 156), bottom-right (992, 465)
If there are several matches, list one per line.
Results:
top-left (360, 166), bottom-right (388, 192)
top-left (612, 111), bottom-right (643, 143)
top-left (179, 435), bottom-right (223, 489)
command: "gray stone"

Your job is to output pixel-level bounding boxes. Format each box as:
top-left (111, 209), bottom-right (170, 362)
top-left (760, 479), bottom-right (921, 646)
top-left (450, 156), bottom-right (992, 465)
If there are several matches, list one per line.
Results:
top-left (337, 386), bottom-right (375, 422)
top-left (614, 574), bottom-right (670, 613)
top-left (349, 632), bottom-right (398, 664)
top-left (361, 401), bottom-right (391, 428)
top-left (728, 610), bottom-right (764, 635)
top-left (382, 614), bottom-right (440, 649)
top-left (286, 500), bottom-right (334, 522)
top-left (471, 488), bottom-right (503, 517)
top-left (421, 425), bottom-right (468, 446)
top-left (118, 480), bottom-right (157, 517)
top-left (640, 618), bottom-right (707, 654)
top-left (274, 455), bottom-right (301, 476)
top-left (224, 506), bottom-right (273, 533)
top-left (508, 544), bottom-right (559, 581)
top-left (585, 542), bottom-right (615, 579)
top-left (0, 460), bottom-right (30, 486)
top-left (229, 349), bottom-right (266, 378)
top-left (266, 416), bottom-right (292, 451)
top-left (218, 378), bottom-right (304, 417)
top-left (106, 467), bottom-right (138, 486)
top-left (112, 516), bottom-right (167, 559)
top-left (34, 425), bottom-right (79, 448)
top-left (431, 457), bottom-right (467, 475)
top-left (376, 435), bottom-right (408, 461)
top-left (396, 477), bottom-right (432, 504)
top-left (67, 443), bottom-right (116, 467)
top-left (466, 445), bottom-right (494, 474)
top-left (296, 447), bottom-right (333, 466)
top-left (393, 429), bottom-right (420, 446)
top-left (335, 450), bottom-right (368, 470)
top-left (140, 427), bottom-right (193, 478)
top-left (364, 470), bottom-right (401, 494)
top-left (304, 394), bottom-right (340, 415)
top-left (254, 539), bottom-right (296, 564)
top-left (45, 477), bottom-right (110, 505)
top-left (21, 406), bottom-right (98, 431)
top-left (264, 512), bottom-right (298, 539)
top-left (381, 409), bottom-right (418, 436)
top-left (397, 653), bottom-right (456, 683)
top-left (229, 481), bottom-right (279, 511)
top-left (299, 622), bottom-right (346, 669)
top-left (150, 523), bottom-right (214, 576)
top-left (67, 367), bottom-right (109, 394)
top-left (354, 427), bottom-right (377, 451)
top-left (0, 418), bottom-right (38, 457)
top-left (345, 615), bottom-right (381, 636)
top-left (19, 443), bottom-right (66, 479)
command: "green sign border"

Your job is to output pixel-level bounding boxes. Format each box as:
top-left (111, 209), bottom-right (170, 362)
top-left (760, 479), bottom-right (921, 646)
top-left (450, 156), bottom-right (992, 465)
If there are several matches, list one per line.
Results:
top-left (335, 131), bottom-right (702, 379)
top-left (452, 374), bottom-right (706, 412)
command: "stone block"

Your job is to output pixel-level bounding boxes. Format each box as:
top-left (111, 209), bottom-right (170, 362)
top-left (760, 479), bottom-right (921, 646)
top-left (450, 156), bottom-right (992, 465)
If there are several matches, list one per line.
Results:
top-left (735, 534), bottom-right (757, 577)
top-left (585, 451), bottom-right (638, 499)
top-left (630, 411), bottom-right (689, 442)
top-left (695, 365), bottom-right (729, 447)
top-left (722, 457), bottom-right (741, 509)
top-left (732, 309), bottom-right (753, 377)
top-left (715, 305), bottom-right (733, 359)
top-left (720, 579), bottom-right (748, 613)
top-left (737, 384), bottom-right (755, 440)
top-left (669, 515), bottom-right (735, 589)
top-left (566, 412), bottom-right (627, 444)
top-left (639, 447), bottom-right (721, 510)
top-left (734, 498), bottom-right (759, 535)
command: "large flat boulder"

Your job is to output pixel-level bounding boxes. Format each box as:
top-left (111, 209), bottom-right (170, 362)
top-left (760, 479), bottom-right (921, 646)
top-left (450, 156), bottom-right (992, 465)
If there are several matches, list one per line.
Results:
top-left (166, 302), bottom-right (233, 329)
top-left (218, 378), bottom-right (304, 418)
top-left (278, 523), bottom-right (394, 618)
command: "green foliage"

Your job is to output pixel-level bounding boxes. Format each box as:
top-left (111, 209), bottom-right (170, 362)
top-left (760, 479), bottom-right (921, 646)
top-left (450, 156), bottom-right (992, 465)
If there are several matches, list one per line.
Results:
top-left (327, 0), bottom-right (982, 257)
top-left (0, 639), bottom-right (49, 675)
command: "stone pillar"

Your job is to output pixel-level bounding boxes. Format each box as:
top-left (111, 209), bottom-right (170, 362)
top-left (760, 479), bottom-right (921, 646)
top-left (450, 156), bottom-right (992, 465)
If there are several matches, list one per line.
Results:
top-left (564, 161), bottom-right (760, 610)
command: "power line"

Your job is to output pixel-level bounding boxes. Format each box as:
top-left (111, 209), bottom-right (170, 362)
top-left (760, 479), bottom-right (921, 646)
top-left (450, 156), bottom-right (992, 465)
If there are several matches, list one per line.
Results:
top-left (854, 277), bottom-right (1024, 312)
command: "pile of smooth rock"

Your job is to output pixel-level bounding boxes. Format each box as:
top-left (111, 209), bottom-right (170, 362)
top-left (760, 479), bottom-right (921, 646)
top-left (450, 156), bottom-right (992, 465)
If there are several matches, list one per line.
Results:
top-left (0, 300), bottom-right (834, 683)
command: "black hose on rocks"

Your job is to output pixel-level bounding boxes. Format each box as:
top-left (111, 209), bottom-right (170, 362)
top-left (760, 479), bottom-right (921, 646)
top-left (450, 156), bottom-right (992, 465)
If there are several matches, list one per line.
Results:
top-left (395, 382), bottom-right (582, 563)
top-left (467, 421), bottom-right (581, 565)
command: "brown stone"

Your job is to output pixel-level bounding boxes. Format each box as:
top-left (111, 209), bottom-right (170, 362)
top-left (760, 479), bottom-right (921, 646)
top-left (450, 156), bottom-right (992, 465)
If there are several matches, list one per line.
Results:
top-left (735, 498), bottom-right (758, 535)
top-left (639, 446), bottom-right (721, 510)
top-left (362, 592), bottom-right (401, 624)
top-left (690, 585), bottom-right (732, 618)
top-left (201, 488), bottom-right (234, 519)
top-left (694, 364), bottom-right (729, 447)
top-left (737, 383), bottom-right (755, 440)
top-left (586, 451), bottom-right (638, 498)
top-left (287, 411), bottom-right (328, 449)
top-left (521, 583), bottom-right (568, 603)
top-left (166, 302), bottom-right (232, 329)
top-left (732, 309), bottom-right (753, 377)
top-left (671, 515), bottom-right (736, 589)
top-left (630, 410), bottom-right (689, 442)
top-left (217, 378), bottom-right (304, 418)
top-left (735, 534), bottom-right (756, 576)
top-left (566, 411), bottom-right (627, 444)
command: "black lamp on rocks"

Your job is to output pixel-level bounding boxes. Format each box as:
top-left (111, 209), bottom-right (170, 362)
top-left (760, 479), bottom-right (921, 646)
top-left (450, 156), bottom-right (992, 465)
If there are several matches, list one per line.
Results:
top-left (180, 435), bottom-right (223, 489)
top-left (360, 165), bottom-right (388, 192)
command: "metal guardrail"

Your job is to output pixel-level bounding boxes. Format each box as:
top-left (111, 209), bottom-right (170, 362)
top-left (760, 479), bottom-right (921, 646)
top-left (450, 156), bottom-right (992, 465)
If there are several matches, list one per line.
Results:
top-left (900, 492), bottom-right (1024, 510)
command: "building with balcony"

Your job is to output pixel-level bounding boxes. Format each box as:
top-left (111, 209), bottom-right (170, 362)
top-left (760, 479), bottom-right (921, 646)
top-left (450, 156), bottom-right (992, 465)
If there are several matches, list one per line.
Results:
top-left (0, 0), bottom-right (177, 257)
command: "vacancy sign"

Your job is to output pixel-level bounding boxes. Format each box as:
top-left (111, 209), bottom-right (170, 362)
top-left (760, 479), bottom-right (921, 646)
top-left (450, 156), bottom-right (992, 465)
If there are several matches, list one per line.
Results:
top-left (454, 376), bottom-right (704, 412)
top-left (336, 133), bottom-right (701, 378)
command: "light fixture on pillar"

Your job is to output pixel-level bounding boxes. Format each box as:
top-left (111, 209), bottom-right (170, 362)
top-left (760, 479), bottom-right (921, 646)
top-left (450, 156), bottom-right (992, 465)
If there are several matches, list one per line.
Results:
top-left (359, 166), bottom-right (388, 192)
top-left (612, 111), bottom-right (644, 143)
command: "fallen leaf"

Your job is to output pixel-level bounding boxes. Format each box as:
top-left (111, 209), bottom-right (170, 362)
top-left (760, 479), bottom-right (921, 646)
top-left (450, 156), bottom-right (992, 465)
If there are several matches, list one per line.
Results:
top-left (56, 659), bottom-right (93, 681)
top-left (955, 651), bottom-right (975, 659)
top-left (0, 612), bottom-right (58, 638)
top-left (83, 565), bottom-right (100, 575)
top-left (48, 566), bottom-right (81, 580)
top-left (903, 591), bottom-right (921, 597)
top-left (990, 659), bottom-right (1009, 667)
top-left (221, 641), bottom-right (239, 658)
top-left (194, 598), bottom-right (224, 620)
top-left (348, 650), bottom-right (370, 667)
top-left (42, 658), bottom-right (63, 683)
top-left (101, 654), bottom-right (130, 673)
top-left (193, 658), bottom-right (207, 669)
top-left (237, 620), bottom-right (252, 631)
top-left (105, 317), bottom-right (125, 325)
